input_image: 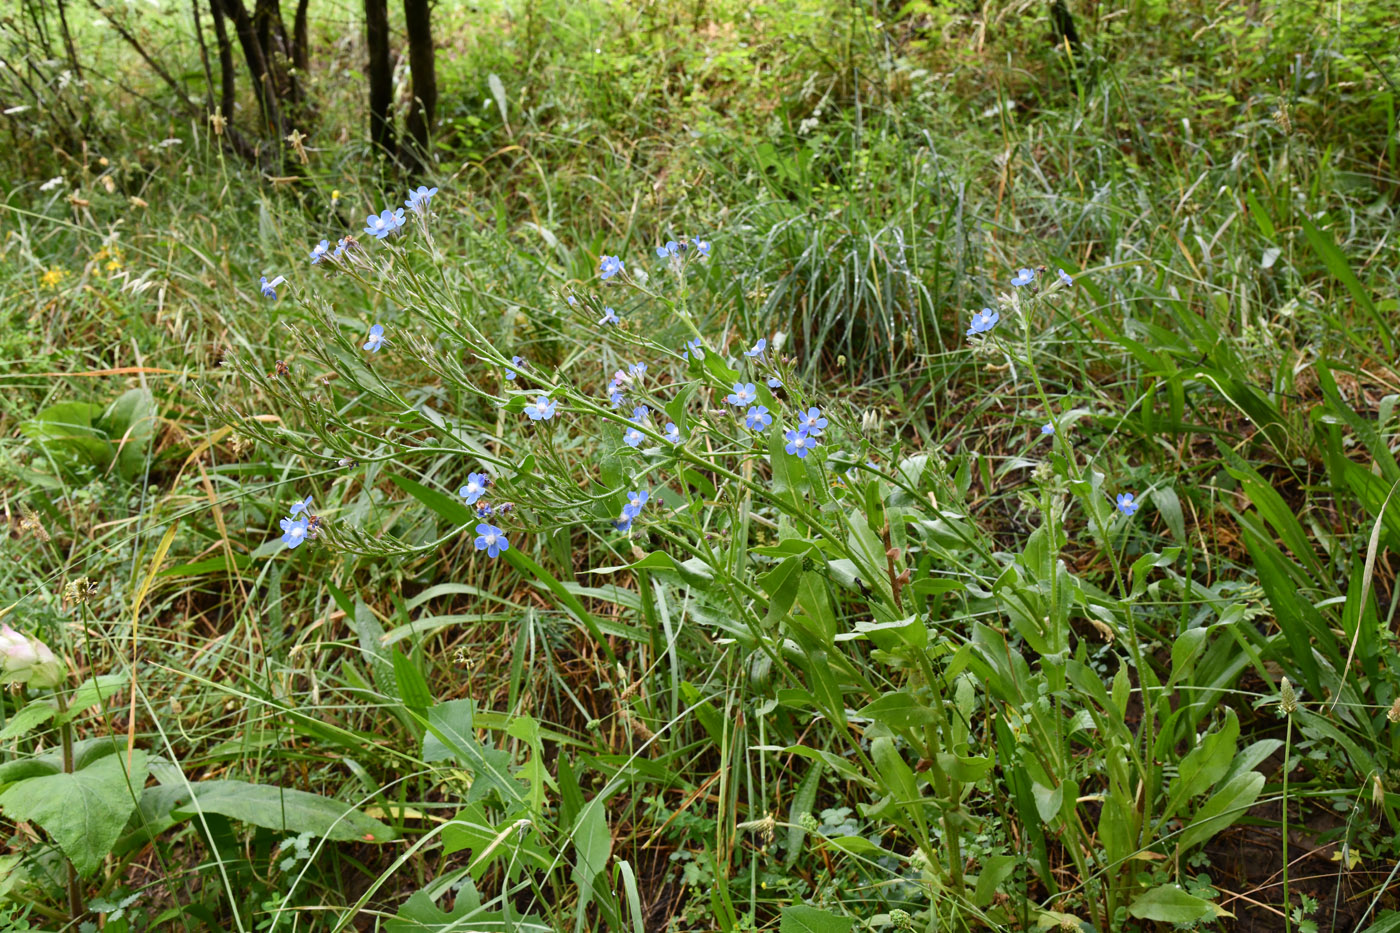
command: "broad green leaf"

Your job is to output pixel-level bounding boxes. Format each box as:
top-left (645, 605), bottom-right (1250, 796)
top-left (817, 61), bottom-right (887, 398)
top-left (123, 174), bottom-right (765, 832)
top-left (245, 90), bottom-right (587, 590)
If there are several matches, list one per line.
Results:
top-left (0, 701), bottom-right (56, 740)
top-left (1128, 883), bottom-right (1227, 923)
top-left (1165, 708), bottom-right (1239, 816)
top-left (391, 649), bottom-right (433, 714)
top-left (1177, 771), bottom-right (1265, 852)
top-left (858, 691), bottom-right (936, 730)
top-left (172, 779), bottom-right (396, 842)
top-left (0, 751), bottom-right (147, 876)
top-left (974, 854), bottom-right (1018, 908)
top-left (421, 700), bottom-right (525, 805)
top-left (56, 674), bottom-right (127, 723)
top-left (779, 905), bottom-right (853, 933)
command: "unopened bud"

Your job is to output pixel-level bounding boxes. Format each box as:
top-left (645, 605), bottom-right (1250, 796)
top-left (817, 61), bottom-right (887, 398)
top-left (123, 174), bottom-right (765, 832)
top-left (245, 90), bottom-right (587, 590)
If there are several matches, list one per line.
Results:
top-left (1279, 677), bottom-right (1297, 716)
top-left (1388, 696), bottom-right (1400, 724)
top-left (0, 625), bottom-right (66, 689)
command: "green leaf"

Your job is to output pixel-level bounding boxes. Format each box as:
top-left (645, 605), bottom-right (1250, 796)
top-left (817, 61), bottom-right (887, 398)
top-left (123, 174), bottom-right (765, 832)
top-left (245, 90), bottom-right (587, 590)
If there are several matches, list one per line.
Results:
top-left (56, 674), bottom-right (127, 724)
top-left (858, 691), bottom-right (937, 730)
top-left (389, 473), bottom-right (475, 526)
top-left (1128, 884), bottom-right (1227, 923)
top-left (1301, 216), bottom-right (1390, 354)
top-left (974, 854), bottom-right (1018, 908)
top-left (0, 751), bottom-right (147, 876)
top-left (171, 779), bottom-right (396, 842)
top-left (779, 905), bottom-right (853, 933)
top-left (1177, 771), bottom-right (1265, 852)
top-left (421, 700), bottom-right (526, 805)
top-left (572, 796), bottom-right (612, 917)
top-left (0, 701), bottom-right (56, 740)
top-left (391, 649), bottom-right (433, 714)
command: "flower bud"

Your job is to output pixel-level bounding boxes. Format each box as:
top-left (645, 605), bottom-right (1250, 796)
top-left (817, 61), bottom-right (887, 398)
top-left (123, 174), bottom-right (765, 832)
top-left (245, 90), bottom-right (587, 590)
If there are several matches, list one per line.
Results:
top-left (0, 625), bottom-right (66, 689)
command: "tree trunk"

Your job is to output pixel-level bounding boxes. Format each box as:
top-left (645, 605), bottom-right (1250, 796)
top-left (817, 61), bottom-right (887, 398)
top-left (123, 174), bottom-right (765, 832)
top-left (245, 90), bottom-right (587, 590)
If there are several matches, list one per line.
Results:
top-left (364, 0), bottom-right (394, 157)
top-left (209, 0), bottom-right (237, 125)
top-left (292, 0), bottom-right (309, 72)
top-left (401, 0), bottom-right (436, 168)
top-left (220, 0), bottom-right (284, 136)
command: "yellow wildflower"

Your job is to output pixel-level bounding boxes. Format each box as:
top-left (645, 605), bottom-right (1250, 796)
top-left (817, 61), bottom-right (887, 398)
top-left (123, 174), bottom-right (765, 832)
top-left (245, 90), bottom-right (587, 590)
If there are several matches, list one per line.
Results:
top-left (40, 267), bottom-right (66, 289)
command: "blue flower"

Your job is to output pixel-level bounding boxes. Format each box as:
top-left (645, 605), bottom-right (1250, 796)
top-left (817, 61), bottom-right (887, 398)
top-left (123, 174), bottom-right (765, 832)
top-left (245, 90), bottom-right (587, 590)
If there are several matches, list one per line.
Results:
top-left (797, 407), bottom-right (827, 435)
top-left (694, 238), bottom-right (711, 259)
top-left (629, 362), bottom-right (647, 379)
top-left (631, 405), bottom-right (650, 424)
top-left (599, 255), bottom-right (624, 280)
top-left (663, 422), bottom-right (680, 443)
top-left (260, 275), bottom-right (285, 300)
top-left (745, 338), bottom-right (766, 358)
top-left (656, 240), bottom-right (679, 259)
top-left (600, 307), bottom-right (620, 325)
top-left (364, 208), bottom-right (404, 239)
top-left (1057, 268), bottom-right (1073, 287)
top-left (966, 308), bottom-right (999, 338)
top-left (280, 516), bottom-right (309, 549)
top-left (567, 295), bottom-right (578, 307)
top-left (363, 323), bottom-right (385, 352)
top-left (289, 495), bottom-right (313, 516)
top-left (474, 523), bottom-right (509, 558)
top-left (525, 396), bottom-right (557, 421)
top-left (784, 428), bottom-right (819, 459)
top-left (405, 185), bottom-right (438, 213)
top-left (1011, 267), bottom-right (1035, 287)
top-left (726, 382), bottom-right (757, 406)
top-left (476, 502), bottom-right (493, 518)
top-left (744, 405), bottom-right (772, 431)
top-left (609, 388), bottom-right (626, 408)
top-left (683, 338), bottom-right (705, 360)
top-left (622, 489), bottom-right (649, 520)
top-left (310, 240), bottom-right (330, 264)
top-left (458, 472), bottom-right (489, 505)
top-left (613, 517), bottom-right (634, 532)
top-left (505, 355), bottom-right (524, 380)
top-left (1116, 492), bottom-right (1138, 516)
top-left (623, 426), bottom-right (644, 448)
top-left (1041, 422), bottom-right (1055, 436)
top-left (768, 376), bottom-right (783, 388)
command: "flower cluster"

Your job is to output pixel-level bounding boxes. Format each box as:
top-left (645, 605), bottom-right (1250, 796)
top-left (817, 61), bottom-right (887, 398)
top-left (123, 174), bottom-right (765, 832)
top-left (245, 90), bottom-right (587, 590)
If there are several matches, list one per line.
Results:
top-left (278, 494), bottom-right (318, 549)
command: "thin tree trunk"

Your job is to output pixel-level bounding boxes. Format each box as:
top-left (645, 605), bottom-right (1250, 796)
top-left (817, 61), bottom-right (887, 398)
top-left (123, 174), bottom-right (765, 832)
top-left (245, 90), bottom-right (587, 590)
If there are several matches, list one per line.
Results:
top-left (209, 0), bottom-right (237, 128)
top-left (221, 0), bottom-right (284, 136)
top-left (401, 0), bottom-right (436, 168)
top-left (364, 0), bottom-right (394, 158)
top-left (292, 0), bottom-right (309, 73)
top-left (191, 0), bottom-right (216, 115)
top-left (55, 0), bottom-right (83, 82)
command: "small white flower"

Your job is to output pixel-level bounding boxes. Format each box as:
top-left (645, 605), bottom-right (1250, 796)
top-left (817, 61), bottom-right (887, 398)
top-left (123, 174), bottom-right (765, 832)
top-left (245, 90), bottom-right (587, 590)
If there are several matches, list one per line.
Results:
top-left (39, 176), bottom-right (64, 192)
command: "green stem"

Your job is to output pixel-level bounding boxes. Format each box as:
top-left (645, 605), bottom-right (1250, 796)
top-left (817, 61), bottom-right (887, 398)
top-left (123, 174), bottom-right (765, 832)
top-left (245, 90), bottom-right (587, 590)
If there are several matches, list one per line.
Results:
top-left (53, 689), bottom-right (82, 923)
top-left (1282, 712), bottom-right (1293, 933)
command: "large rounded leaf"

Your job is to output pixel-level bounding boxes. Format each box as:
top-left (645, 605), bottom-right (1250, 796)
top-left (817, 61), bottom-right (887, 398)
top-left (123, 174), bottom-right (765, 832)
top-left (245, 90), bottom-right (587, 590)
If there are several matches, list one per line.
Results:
top-left (171, 780), bottom-right (396, 842)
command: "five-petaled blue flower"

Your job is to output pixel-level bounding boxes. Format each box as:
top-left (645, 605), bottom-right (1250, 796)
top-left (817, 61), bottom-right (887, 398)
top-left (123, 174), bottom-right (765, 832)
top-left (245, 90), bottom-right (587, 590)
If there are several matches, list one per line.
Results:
top-left (966, 308), bottom-right (999, 338)
top-left (1116, 492), bottom-right (1138, 516)
top-left (1011, 267), bottom-right (1036, 287)
top-left (694, 239), bottom-right (711, 258)
top-left (505, 355), bottom-right (524, 380)
top-left (629, 362), bottom-right (647, 379)
top-left (310, 240), bottom-right (330, 264)
top-left (525, 396), bottom-right (558, 421)
top-left (459, 472), bottom-right (489, 505)
top-left (798, 407), bottom-right (828, 435)
top-left (656, 240), bottom-right (679, 259)
top-left (744, 406), bottom-right (772, 431)
top-left (364, 208), bottom-right (405, 239)
top-left (726, 382), bottom-right (757, 406)
top-left (609, 388), bottom-right (625, 408)
top-left (768, 376), bottom-right (783, 388)
top-left (599, 255), bottom-right (624, 280)
top-left (784, 428), bottom-right (819, 459)
top-left (363, 323), bottom-right (385, 352)
top-left (280, 516), bottom-right (309, 549)
top-left (599, 307), bottom-right (619, 325)
top-left (631, 405), bottom-right (650, 424)
top-left (663, 423), bottom-right (680, 444)
top-left (260, 275), bottom-right (285, 300)
top-left (745, 338), bottom-right (766, 358)
top-left (405, 185), bottom-right (438, 213)
top-left (623, 426), bottom-right (644, 448)
top-left (1057, 268), bottom-right (1073, 287)
top-left (683, 338), bottom-right (705, 360)
top-left (622, 490), bottom-right (649, 520)
top-left (289, 495), bottom-right (313, 516)
top-left (474, 523), bottom-right (509, 558)
top-left (1042, 422), bottom-right (1055, 436)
